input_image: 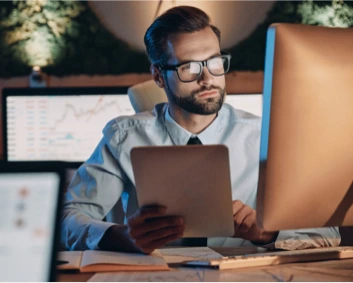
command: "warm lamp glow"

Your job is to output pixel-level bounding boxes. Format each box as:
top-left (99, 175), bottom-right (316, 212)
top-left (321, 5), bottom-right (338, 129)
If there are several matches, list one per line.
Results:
top-left (2, 0), bottom-right (84, 69)
top-left (25, 30), bottom-right (53, 67)
top-left (88, 1), bottom-right (275, 51)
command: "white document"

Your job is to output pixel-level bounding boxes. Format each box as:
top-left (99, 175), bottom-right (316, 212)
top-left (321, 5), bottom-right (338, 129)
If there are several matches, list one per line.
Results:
top-left (88, 248), bottom-right (223, 282)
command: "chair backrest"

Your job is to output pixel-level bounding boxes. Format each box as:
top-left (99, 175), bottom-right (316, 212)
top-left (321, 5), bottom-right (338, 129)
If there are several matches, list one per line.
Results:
top-left (128, 80), bottom-right (168, 113)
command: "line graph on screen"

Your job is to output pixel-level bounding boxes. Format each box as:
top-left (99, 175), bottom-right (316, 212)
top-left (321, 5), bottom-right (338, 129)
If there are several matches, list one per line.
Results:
top-left (6, 95), bottom-right (135, 162)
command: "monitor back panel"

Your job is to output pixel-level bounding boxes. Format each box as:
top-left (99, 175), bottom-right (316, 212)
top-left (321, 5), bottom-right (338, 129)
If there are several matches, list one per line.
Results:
top-left (257, 24), bottom-right (353, 230)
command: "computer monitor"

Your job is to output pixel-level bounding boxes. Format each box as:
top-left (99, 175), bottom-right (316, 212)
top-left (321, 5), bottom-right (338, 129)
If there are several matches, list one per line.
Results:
top-left (257, 23), bottom-right (353, 231)
top-left (2, 87), bottom-right (134, 167)
top-left (225, 94), bottom-right (262, 117)
top-left (0, 162), bottom-right (65, 282)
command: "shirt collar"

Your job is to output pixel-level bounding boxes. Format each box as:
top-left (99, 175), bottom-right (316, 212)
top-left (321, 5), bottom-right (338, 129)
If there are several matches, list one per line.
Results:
top-left (164, 105), bottom-right (225, 145)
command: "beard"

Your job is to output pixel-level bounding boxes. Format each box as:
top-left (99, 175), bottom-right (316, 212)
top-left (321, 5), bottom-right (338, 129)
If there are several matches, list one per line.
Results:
top-left (165, 79), bottom-right (226, 115)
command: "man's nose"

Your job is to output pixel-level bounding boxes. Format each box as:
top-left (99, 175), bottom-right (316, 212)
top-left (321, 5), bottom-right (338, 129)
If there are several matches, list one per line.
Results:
top-left (197, 66), bottom-right (215, 86)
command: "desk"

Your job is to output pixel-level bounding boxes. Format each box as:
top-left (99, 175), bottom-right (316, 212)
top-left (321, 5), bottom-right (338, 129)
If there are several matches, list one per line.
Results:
top-left (57, 247), bottom-right (353, 282)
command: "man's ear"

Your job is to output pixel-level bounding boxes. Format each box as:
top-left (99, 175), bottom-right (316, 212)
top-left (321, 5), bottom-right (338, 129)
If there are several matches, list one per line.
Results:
top-left (150, 65), bottom-right (166, 88)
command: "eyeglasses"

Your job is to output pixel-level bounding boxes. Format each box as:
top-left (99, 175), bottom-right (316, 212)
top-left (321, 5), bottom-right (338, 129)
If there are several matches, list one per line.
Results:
top-left (158, 52), bottom-right (232, 83)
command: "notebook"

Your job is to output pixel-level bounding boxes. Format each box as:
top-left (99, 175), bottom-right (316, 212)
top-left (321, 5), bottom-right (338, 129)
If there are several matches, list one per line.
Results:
top-left (131, 145), bottom-right (234, 238)
top-left (0, 162), bottom-right (65, 282)
top-left (57, 250), bottom-right (169, 272)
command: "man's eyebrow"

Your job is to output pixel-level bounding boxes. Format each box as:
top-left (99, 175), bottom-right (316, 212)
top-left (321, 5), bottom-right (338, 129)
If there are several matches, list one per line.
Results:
top-left (174, 52), bottom-right (222, 65)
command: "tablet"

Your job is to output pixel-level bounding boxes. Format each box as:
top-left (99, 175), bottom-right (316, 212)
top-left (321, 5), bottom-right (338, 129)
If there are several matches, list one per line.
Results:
top-left (131, 145), bottom-right (234, 237)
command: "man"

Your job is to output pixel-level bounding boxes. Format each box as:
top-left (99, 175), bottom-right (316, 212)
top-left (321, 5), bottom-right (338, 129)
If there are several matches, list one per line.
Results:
top-left (61, 6), bottom-right (340, 253)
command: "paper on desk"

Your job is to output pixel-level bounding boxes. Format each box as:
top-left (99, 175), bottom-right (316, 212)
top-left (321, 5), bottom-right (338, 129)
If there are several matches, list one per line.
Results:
top-left (88, 269), bottom-right (219, 282)
top-left (160, 247), bottom-right (223, 264)
top-left (88, 265), bottom-right (353, 282)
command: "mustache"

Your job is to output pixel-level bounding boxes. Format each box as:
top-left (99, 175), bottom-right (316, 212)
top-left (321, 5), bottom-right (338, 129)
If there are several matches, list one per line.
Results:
top-left (191, 85), bottom-right (224, 96)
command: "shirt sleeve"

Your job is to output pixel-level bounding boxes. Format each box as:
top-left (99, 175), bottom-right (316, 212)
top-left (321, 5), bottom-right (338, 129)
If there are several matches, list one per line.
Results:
top-left (257, 227), bottom-right (341, 250)
top-left (60, 138), bottom-right (127, 250)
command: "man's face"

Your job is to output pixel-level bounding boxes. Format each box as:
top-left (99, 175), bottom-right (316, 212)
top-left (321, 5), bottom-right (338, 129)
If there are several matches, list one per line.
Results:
top-left (162, 27), bottom-right (226, 115)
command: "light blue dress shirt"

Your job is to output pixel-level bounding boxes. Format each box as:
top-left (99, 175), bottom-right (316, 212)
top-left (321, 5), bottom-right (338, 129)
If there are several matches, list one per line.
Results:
top-left (61, 103), bottom-right (340, 250)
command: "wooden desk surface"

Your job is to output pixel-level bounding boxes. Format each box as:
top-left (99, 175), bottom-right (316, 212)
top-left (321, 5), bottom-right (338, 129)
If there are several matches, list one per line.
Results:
top-left (57, 247), bottom-right (353, 282)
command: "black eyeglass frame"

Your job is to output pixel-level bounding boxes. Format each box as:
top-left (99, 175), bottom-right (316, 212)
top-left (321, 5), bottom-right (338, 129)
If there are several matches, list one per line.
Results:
top-left (157, 51), bottom-right (232, 83)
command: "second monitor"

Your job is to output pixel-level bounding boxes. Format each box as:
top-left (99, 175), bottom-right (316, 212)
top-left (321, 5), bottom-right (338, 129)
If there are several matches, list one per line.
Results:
top-left (3, 87), bottom-right (134, 166)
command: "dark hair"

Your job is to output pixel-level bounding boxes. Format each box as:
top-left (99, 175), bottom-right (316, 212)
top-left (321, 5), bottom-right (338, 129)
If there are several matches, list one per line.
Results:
top-left (144, 6), bottom-right (221, 66)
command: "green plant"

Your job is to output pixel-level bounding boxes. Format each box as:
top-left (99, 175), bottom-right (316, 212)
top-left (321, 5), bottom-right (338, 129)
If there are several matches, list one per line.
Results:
top-left (0, 0), bottom-right (150, 77)
top-left (226, 0), bottom-right (353, 71)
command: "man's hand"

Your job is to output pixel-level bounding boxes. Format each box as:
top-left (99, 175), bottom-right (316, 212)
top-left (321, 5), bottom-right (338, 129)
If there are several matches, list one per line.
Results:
top-left (99, 205), bottom-right (185, 254)
top-left (232, 200), bottom-right (278, 244)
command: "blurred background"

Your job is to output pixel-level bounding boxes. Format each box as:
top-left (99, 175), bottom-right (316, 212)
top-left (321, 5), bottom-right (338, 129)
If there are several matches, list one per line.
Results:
top-left (1, 1), bottom-right (353, 257)
top-left (1, 0), bottom-right (353, 158)
top-left (1, 0), bottom-right (352, 85)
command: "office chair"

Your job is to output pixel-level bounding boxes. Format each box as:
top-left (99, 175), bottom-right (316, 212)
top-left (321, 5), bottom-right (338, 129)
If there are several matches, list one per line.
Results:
top-left (128, 80), bottom-right (168, 113)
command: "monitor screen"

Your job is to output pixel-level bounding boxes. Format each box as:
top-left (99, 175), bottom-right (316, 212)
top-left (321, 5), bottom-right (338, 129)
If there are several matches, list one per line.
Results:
top-left (225, 94), bottom-right (262, 117)
top-left (3, 87), bottom-right (134, 165)
top-left (256, 23), bottom-right (353, 231)
top-left (0, 171), bottom-right (61, 282)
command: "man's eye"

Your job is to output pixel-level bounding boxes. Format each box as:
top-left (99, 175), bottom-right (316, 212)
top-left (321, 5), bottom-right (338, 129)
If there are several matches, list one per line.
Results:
top-left (180, 64), bottom-right (191, 71)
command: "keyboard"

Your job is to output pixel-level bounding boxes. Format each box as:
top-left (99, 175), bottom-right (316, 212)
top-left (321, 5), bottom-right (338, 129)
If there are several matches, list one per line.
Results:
top-left (183, 246), bottom-right (353, 270)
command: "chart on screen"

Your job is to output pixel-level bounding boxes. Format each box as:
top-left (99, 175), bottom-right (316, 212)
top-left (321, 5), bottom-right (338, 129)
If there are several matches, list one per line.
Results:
top-left (6, 95), bottom-right (135, 162)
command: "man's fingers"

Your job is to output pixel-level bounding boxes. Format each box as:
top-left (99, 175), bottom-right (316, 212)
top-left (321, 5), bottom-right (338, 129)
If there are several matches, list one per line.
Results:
top-left (128, 206), bottom-right (167, 226)
top-left (232, 200), bottom-right (244, 214)
top-left (140, 232), bottom-right (184, 254)
top-left (232, 201), bottom-right (266, 242)
top-left (134, 225), bottom-right (185, 247)
top-left (126, 205), bottom-right (186, 253)
top-left (237, 213), bottom-right (255, 233)
top-left (232, 200), bottom-right (257, 238)
top-left (233, 206), bottom-right (252, 228)
top-left (129, 216), bottom-right (184, 238)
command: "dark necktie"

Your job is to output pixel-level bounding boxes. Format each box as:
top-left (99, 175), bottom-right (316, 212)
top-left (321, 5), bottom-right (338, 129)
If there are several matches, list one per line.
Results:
top-left (187, 136), bottom-right (202, 145)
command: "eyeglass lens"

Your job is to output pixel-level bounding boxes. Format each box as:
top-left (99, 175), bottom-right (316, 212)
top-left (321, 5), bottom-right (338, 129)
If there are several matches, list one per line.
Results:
top-left (177, 56), bottom-right (230, 82)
